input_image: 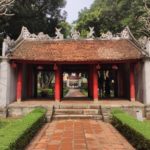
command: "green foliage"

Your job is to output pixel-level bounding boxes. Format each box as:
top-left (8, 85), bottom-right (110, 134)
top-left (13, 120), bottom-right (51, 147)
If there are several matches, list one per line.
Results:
top-left (76, 0), bottom-right (146, 37)
top-left (0, 108), bottom-right (46, 150)
top-left (0, 0), bottom-right (67, 39)
top-left (80, 89), bottom-right (88, 97)
top-left (63, 86), bottom-right (69, 96)
top-left (112, 109), bottom-right (150, 150)
top-left (58, 21), bottom-right (71, 38)
top-left (38, 88), bottom-right (54, 97)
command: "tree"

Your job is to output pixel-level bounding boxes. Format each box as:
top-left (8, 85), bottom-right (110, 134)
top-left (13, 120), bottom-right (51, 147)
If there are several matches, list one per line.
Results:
top-left (76, 0), bottom-right (145, 38)
top-left (0, 0), bottom-right (15, 16)
top-left (58, 20), bottom-right (71, 38)
top-left (0, 0), bottom-right (67, 39)
top-left (139, 0), bottom-right (150, 36)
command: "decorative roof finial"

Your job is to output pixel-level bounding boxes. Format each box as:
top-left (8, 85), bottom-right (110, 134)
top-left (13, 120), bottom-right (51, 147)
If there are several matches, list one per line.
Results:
top-left (71, 27), bottom-right (80, 40)
top-left (21, 26), bottom-right (31, 39)
top-left (4, 36), bottom-right (15, 48)
top-left (101, 31), bottom-right (113, 40)
top-left (121, 27), bottom-right (130, 39)
top-left (55, 28), bottom-right (64, 40)
top-left (87, 27), bottom-right (95, 39)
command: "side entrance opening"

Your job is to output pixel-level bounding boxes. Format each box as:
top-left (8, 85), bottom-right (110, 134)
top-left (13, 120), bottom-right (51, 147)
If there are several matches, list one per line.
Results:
top-left (98, 66), bottom-right (118, 99)
top-left (36, 66), bottom-right (55, 99)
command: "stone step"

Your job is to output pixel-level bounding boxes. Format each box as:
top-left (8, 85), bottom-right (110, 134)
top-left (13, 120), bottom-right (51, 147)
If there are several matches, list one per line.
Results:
top-left (46, 109), bottom-right (53, 122)
top-left (52, 114), bottom-right (103, 120)
top-left (54, 109), bottom-right (100, 115)
top-left (54, 104), bottom-right (100, 109)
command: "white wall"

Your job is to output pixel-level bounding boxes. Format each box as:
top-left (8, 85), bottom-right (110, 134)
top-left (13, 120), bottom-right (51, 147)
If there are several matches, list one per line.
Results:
top-left (135, 62), bottom-right (144, 103)
top-left (0, 59), bottom-right (17, 107)
top-left (143, 40), bottom-right (150, 104)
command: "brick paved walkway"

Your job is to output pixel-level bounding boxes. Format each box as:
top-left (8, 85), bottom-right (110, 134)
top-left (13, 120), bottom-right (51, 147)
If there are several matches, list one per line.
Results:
top-left (26, 120), bottom-right (134, 150)
top-left (65, 89), bottom-right (86, 97)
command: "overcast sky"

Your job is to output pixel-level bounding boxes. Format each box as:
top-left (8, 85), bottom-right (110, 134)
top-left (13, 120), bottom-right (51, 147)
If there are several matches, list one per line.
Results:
top-left (64, 0), bottom-right (94, 23)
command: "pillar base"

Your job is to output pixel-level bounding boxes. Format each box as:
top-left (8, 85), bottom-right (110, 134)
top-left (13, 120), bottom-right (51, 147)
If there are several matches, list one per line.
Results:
top-left (94, 98), bottom-right (99, 102)
top-left (130, 98), bottom-right (135, 102)
top-left (55, 99), bottom-right (61, 103)
top-left (17, 99), bottom-right (21, 103)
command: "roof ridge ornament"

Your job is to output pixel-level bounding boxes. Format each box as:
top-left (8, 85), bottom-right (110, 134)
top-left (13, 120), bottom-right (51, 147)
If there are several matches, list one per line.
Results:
top-left (101, 31), bottom-right (113, 40)
top-left (120, 26), bottom-right (131, 39)
top-left (87, 27), bottom-right (95, 40)
top-left (4, 36), bottom-right (15, 47)
top-left (55, 28), bottom-right (64, 40)
top-left (100, 27), bottom-right (131, 40)
top-left (21, 26), bottom-right (31, 39)
top-left (37, 32), bottom-right (51, 40)
top-left (20, 26), bottom-right (51, 40)
top-left (71, 28), bottom-right (80, 40)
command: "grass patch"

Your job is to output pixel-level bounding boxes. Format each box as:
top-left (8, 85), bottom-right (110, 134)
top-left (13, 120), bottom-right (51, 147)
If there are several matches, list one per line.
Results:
top-left (80, 88), bottom-right (88, 96)
top-left (111, 109), bottom-right (150, 150)
top-left (63, 87), bottom-right (69, 96)
top-left (0, 119), bottom-right (17, 129)
top-left (37, 88), bottom-right (53, 97)
top-left (0, 107), bottom-right (46, 150)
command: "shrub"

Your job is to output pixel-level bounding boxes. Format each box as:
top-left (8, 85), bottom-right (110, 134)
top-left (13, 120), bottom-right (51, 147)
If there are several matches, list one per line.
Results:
top-left (111, 109), bottom-right (150, 150)
top-left (0, 107), bottom-right (46, 150)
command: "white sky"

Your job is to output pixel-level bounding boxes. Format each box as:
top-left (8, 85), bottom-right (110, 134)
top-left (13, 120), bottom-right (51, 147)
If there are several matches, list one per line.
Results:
top-left (64, 0), bottom-right (94, 23)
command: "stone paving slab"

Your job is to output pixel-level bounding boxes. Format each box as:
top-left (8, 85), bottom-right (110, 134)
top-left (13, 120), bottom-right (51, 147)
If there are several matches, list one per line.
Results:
top-left (26, 120), bottom-right (135, 150)
top-left (65, 89), bottom-right (87, 98)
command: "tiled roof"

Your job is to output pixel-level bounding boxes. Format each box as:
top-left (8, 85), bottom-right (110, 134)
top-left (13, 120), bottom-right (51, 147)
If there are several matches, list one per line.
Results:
top-left (9, 39), bottom-right (143, 62)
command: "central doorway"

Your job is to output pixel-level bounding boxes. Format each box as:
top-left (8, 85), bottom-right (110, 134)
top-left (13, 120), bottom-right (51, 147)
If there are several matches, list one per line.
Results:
top-left (62, 71), bottom-right (89, 99)
top-left (62, 65), bottom-right (89, 100)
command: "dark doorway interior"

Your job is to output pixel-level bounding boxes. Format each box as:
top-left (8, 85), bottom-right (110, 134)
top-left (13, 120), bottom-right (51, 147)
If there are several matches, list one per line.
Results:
top-left (98, 65), bottom-right (118, 99)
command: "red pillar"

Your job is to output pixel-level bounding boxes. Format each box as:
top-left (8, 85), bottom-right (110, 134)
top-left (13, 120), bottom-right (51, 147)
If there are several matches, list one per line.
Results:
top-left (27, 65), bottom-right (33, 98)
top-left (93, 64), bottom-right (98, 101)
top-left (34, 71), bottom-right (37, 98)
top-left (16, 64), bottom-right (23, 102)
top-left (54, 64), bottom-right (61, 102)
top-left (60, 68), bottom-right (63, 98)
top-left (88, 65), bottom-right (93, 98)
top-left (88, 70), bottom-right (91, 98)
top-left (130, 64), bottom-right (135, 101)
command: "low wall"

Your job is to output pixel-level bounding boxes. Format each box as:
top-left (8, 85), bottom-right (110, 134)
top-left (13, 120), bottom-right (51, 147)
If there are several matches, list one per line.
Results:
top-left (0, 107), bottom-right (7, 118)
top-left (101, 105), bottom-right (145, 122)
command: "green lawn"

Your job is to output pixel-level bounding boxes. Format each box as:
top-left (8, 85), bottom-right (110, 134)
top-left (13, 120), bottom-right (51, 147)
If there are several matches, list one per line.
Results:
top-left (0, 118), bottom-right (17, 129)
top-left (0, 108), bottom-right (46, 150)
top-left (112, 109), bottom-right (150, 150)
top-left (80, 88), bottom-right (88, 96)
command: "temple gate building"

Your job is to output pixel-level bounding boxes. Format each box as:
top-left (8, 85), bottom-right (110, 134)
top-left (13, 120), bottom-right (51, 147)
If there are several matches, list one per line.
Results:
top-left (0, 26), bottom-right (150, 107)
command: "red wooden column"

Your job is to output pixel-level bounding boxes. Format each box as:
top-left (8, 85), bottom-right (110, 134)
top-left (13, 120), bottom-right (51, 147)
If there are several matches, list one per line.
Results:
top-left (27, 65), bottom-right (33, 98)
top-left (16, 64), bottom-right (23, 102)
top-left (54, 64), bottom-right (61, 102)
top-left (60, 68), bottom-right (63, 98)
top-left (88, 65), bottom-right (93, 98)
top-left (88, 70), bottom-right (91, 98)
top-left (93, 64), bottom-right (98, 101)
top-left (130, 63), bottom-right (135, 101)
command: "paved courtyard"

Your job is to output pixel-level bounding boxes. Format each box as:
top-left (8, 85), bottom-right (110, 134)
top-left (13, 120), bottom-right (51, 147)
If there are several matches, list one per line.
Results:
top-left (65, 89), bottom-right (87, 98)
top-left (26, 120), bottom-right (134, 150)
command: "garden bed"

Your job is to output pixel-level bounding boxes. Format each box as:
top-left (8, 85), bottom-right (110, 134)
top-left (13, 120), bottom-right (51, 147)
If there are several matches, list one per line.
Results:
top-left (0, 107), bottom-right (46, 150)
top-left (111, 109), bottom-right (150, 150)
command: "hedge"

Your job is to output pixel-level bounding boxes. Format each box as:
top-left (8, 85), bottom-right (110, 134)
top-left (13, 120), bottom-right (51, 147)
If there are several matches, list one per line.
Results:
top-left (0, 107), bottom-right (46, 150)
top-left (111, 109), bottom-right (150, 150)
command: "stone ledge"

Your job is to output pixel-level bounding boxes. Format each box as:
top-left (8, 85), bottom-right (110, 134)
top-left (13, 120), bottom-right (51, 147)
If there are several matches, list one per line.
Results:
top-left (0, 107), bottom-right (7, 118)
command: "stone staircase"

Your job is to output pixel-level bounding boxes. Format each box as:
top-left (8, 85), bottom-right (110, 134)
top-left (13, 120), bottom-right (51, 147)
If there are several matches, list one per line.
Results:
top-left (52, 104), bottom-right (103, 120)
